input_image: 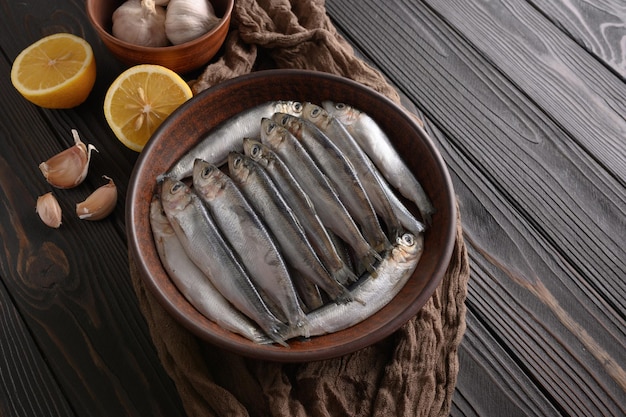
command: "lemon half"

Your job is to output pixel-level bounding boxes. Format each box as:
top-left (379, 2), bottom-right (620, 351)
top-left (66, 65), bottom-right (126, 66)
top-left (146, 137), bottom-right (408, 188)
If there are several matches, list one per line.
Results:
top-left (104, 64), bottom-right (193, 152)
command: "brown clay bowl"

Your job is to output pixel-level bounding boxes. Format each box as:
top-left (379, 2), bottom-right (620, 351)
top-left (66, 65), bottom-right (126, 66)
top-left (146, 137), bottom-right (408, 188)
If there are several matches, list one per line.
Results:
top-left (86, 0), bottom-right (233, 74)
top-left (127, 69), bottom-right (457, 362)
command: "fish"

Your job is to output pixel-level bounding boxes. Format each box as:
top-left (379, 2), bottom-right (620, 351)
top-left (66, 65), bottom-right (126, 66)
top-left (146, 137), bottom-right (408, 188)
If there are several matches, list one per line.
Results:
top-left (192, 159), bottom-right (309, 336)
top-left (322, 101), bottom-right (435, 225)
top-left (272, 112), bottom-right (389, 253)
top-left (242, 138), bottom-right (359, 286)
top-left (149, 195), bottom-right (272, 345)
top-left (159, 177), bottom-right (289, 346)
top-left (228, 152), bottom-right (355, 305)
top-left (163, 101), bottom-right (304, 180)
top-left (259, 118), bottom-right (381, 273)
top-left (373, 168), bottom-right (425, 235)
top-left (284, 232), bottom-right (424, 339)
top-left (301, 102), bottom-right (403, 239)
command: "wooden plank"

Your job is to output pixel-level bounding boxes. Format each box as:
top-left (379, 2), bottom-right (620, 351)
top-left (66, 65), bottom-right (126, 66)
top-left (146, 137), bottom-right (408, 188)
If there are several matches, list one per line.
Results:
top-left (527, 0), bottom-right (626, 78)
top-left (426, 117), bottom-right (626, 416)
top-left (453, 311), bottom-right (561, 417)
top-left (0, 1), bottom-right (186, 415)
top-left (421, 0), bottom-right (626, 181)
top-left (326, 0), bottom-right (625, 315)
top-left (326, 1), bottom-right (626, 415)
top-left (0, 281), bottom-right (75, 417)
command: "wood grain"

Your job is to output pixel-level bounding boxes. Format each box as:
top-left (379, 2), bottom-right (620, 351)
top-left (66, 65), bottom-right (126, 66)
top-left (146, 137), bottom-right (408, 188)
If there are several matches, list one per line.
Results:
top-left (0, 1), bottom-right (185, 416)
top-left (528, 0), bottom-right (626, 78)
top-left (0, 281), bottom-right (75, 417)
top-left (326, 0), bottom-right (626, 415)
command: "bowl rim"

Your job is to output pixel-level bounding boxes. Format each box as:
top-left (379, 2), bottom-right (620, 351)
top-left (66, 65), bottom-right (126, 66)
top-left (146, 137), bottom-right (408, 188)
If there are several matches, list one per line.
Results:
top-left (126, 69), bottom-right (457, 362)
top-left (86, 0), bottom-right (234, 52)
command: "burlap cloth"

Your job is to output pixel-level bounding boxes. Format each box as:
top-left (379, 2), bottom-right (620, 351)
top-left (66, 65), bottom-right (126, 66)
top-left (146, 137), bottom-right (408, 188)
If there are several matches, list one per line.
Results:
top-left (129, 1), bottom-right (470, 416)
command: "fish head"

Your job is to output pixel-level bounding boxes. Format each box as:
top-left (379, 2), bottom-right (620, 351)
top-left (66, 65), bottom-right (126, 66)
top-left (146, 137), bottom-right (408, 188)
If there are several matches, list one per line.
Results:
top-left (302, 102), bottom-right (331, 128)
top-left (271, 112), bottom-right (301, 135)
top-left (243, 137), bottom-right (265, 159)
top-left (274, 100), bottom-right (304, 118)
top-left (260, 117), bottom-right (287, 147)
top-left (227, 151), bottom-right (252, 184)
top-left (149, 194), bottom-right (173, 234)
top-left (192, 158), bottom-right (225, 200)
top-left (160, 177), bottom-right (193, 214)
top-left (393, 232), bottom-right (424, 263)
top-left (321, 101), bottom-right (360, 126)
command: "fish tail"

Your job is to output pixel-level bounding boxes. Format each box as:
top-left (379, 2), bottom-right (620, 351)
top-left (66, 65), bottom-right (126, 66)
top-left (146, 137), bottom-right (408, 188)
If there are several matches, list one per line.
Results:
top-left (265, 322), bottom-right (291, 348)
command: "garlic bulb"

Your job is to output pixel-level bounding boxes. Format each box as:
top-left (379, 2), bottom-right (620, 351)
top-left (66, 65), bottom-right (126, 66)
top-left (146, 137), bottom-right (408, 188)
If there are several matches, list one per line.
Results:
top-left (39, 129), bottom-right (97, 189)
top-left (36, 192), bottom-right (62, 228)
top-left (165, 0), bottom-right (220, 45)
top-left (76, 176), bottom-right (118, 221)
top-left (112, 0), bottom-right (169, 47)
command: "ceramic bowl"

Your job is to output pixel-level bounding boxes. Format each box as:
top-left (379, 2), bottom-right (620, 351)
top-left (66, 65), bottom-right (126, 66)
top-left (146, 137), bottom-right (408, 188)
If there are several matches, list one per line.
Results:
top-left (127, 69), bottom-right (457, 362)
top-left (86, 0), bottom-right (233, 74)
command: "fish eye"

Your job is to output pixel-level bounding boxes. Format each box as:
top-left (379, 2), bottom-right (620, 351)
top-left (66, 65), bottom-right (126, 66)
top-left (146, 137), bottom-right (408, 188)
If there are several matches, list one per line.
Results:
top-left (293, 102), bottom-right (302, 112)
top-left (311, 107), bottom-right (321, 117)
top-left (336, 103), bottom-right (346, 110)
top-left (232, 156), bottom-right (243, 169)
top-left (170, 182), bottom-right (184, 194)
top-left (280, 114), bottom-right (289, 125)
top-left (201, 165), bottom-right (213, 178)
top-left (250, 144), bottom-right (261, 158)
top-left (401, 233), bottom-right (414, 245)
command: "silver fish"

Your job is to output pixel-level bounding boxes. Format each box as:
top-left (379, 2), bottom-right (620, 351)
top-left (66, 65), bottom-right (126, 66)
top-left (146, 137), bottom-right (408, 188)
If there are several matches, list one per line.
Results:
top-left (159, 177), bottom-right (289, 346)
top-left (242, 138), bottom-right (359, 286)
top-left (259, 118), bottom-right (381, 273)
top-left (322, 101), bottom-right (435, 225)
top-left (284, 232), bottom-right (424, 339)
top-left (228, 152), bottom-right (354, 305)
top-left (272, 112), bottom-right (389, 253)
top-left (373, 169), bottom-right (425, 235)
top-left (149, 195), bottom-right (271, 345)
top-left (301, 102), bottom-right (403, 239)
top-left (192, 159), bottom-right (309, 335)
top-left (163, 101), bottom-right (304, 180)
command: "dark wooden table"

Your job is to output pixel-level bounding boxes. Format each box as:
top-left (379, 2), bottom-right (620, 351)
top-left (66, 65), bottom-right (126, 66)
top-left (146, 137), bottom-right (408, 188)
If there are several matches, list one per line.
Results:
top-left (1, 1), bottom-right (624, 416)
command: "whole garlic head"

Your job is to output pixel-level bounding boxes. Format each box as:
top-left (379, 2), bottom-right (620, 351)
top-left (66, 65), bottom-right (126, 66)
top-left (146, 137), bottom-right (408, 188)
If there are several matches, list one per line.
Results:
top-left (165, 0), bottom-right (221, 45)
top-left (112, 0), bottom-right (169, 47)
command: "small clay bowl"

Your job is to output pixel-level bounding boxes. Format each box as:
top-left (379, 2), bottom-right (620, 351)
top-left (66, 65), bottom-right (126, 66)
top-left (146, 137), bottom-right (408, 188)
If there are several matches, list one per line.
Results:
top-left (127, 69), bottom-right (457, 362)
top-left (86, 0), bottom-right (233, 74)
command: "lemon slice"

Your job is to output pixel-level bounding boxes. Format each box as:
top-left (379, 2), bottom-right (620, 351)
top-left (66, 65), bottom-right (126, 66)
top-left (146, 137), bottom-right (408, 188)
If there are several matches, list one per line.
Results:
top-left (11, 33), bottom-right (96, 109)
top-left (104, 64), bottom-right (193, 152)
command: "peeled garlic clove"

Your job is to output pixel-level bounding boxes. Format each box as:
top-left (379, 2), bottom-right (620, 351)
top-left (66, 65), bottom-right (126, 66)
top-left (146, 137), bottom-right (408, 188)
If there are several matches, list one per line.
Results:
top-left (36, 192), bottom-right (62, 228)
top-left (39, 129), bottom-right (97, 189)
top-left (76, 176), bottom-right (118, 221)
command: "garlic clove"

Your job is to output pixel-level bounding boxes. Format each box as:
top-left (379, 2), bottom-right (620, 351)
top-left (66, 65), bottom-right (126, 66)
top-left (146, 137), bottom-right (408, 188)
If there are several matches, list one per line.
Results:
top-left (36, 192), bottom-right (62, 228)
top-left (76, 176), bottom-right (118, 221)
top-left (39, 129), bottom-right (98, 189)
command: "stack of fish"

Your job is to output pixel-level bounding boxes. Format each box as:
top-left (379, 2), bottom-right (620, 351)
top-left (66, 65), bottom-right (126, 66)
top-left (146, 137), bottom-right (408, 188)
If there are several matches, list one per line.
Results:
top-left (150, 101), bottom-right (433, 346)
